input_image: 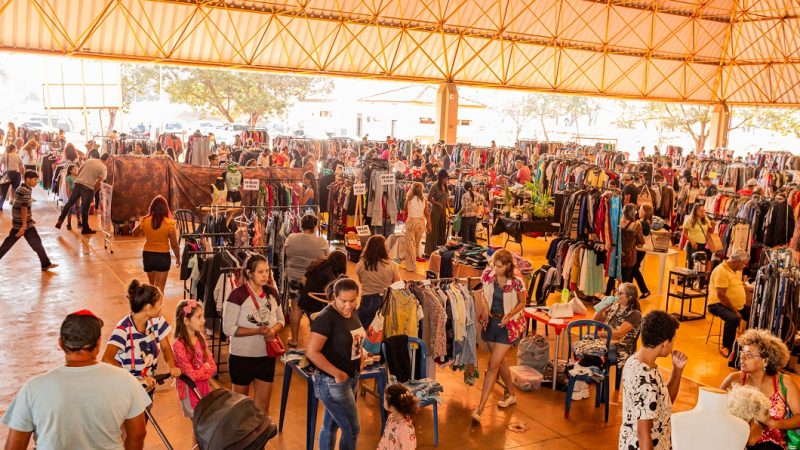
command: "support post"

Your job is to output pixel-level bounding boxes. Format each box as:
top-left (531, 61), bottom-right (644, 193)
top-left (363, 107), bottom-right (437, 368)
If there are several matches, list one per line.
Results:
top-left (708, 103), bottom-right (731, 150)
top-left (436, 82), bottom-right (458, 144)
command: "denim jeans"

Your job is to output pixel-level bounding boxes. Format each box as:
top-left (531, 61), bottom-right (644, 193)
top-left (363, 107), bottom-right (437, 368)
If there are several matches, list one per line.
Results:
top-left (371, 218), bottom-right (395, 238)
top-left (58, 183), bottom-right (95, 230)
top-left (709, 303), bottom-right (750, 351)
top-left (358, 294), bottom-right (383, 327)
top-left (313, 372), bottom-right (360, 450)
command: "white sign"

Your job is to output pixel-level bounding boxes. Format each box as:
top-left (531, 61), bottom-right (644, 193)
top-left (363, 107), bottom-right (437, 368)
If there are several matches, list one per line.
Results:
top-left (380, 174), bottom-right (395, 186)
top-left (353, 183), bottom-right (366, 195)
top-left (356, 225), bottom-right (371, 237)
top-left (243, 179), bottom-right (259, 191)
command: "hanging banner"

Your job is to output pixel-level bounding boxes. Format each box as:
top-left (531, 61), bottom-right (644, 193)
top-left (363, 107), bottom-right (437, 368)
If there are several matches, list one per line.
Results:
top-left (100, 183), bottom-right (113, 237)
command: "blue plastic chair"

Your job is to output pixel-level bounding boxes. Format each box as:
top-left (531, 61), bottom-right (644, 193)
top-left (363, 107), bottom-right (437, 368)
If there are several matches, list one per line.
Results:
top-left (563, 320), bottom-right (612, 422)
top-left (381, 336), bottom-right (439, 447)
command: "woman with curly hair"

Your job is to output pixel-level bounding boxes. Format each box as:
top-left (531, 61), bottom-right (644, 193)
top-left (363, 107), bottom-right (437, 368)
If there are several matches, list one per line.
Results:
top-left (721, 329), bottom-right (800, 450)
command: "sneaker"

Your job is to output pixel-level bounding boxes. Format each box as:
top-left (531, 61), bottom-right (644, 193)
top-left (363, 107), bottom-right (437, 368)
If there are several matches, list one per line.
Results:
top-left (498, 394), bottom-right (517, 408)
top-left (471, 409), bottom-right (482, 422)
top-left (42, 263), bottom-right (58, 271)
top-left (81, 228), bottom-right (97, 235)
top-left (640, 291), bottom-right (651, 300)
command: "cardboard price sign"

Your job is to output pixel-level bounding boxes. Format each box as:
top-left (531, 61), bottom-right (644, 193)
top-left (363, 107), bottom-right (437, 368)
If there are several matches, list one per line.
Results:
top-left (353, 183), bottom-right (367, 195)
top-left (242, 179), bottom-right (259, 191)
top-left (380, 174), bottom-right (395, 186)
top-left (356, 225), bottom-right (371, 237)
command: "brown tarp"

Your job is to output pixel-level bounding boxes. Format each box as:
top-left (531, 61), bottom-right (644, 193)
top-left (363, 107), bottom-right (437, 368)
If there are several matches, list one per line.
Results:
top-left (106, 157), bottom-right (305, 222)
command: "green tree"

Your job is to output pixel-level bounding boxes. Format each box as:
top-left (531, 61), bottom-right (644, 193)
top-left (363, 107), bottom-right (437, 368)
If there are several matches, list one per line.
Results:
top-left (615, 102), bottom-right (713, 151)
top-left (730, 106), bottom-right (800, 137)
top-left (110, 63), bottom-right (160, 134)
top-left (164, 68), bottom-right (331, 126)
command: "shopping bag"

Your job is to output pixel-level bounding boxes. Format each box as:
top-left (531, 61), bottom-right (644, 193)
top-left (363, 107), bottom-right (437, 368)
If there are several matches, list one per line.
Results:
top-left (706, 231), bottom-right (723, 252)
top-left (364, 309), bottom-right (385, 355)
top-left (452, 212), bottom-right (462, 235)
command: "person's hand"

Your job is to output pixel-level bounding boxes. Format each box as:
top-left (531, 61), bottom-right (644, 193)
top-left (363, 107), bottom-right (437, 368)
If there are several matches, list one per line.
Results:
top-left (426, 224), bottom-right (432, 233)
top-left (15, 228), bottom-right (25, 238)
top-left (499, 313), bottom-right (511, 328)
top-left (672, 350), bottom-right (688, 370)
top-left (764, 418), bottom-right (781, 430)
top-left (260, 326), bottom-right (274, 340)
top-left (735, 311), bottom-right (744, 322)
top-left (170, 367), bottom-right (182, 378)
top-left (689, 240), bottom-right (696, 248)
top-left (334, 371), bottom-right (349, 383)
top-left (175, 258), bottom-right (181, 267)
top-left (141, 376), bottom-right (156, 391)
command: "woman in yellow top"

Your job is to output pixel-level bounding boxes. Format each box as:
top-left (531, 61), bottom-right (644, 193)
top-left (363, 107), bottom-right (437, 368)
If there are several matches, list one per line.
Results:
top-left (682, 204), bottom-right (712, 270)
top-left (133, 195), bottom-right (180, 296)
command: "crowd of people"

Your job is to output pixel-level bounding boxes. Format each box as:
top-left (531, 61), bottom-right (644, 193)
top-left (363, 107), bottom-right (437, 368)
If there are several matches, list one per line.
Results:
top-left (4, 127), bottom-right (800, 450)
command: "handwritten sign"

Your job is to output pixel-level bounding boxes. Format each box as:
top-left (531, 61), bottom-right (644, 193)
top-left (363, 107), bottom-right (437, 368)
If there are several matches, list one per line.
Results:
top-left (353, 183), bottom-right (366, 195)
top-left (380, 174), bottom-right (395, 186)
top-left (243, 179), bottom-right (259, 191)
top-left (708, 171), bottom-right (718, 179)
top-left (356, 225), bottom-right (371, 237)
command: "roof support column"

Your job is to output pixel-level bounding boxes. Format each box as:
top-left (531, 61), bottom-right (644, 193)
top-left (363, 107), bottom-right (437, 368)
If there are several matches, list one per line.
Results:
top-left (436, 82), bottom-right (458, 144)
top-left (708, 103), bottom-right (731, 150)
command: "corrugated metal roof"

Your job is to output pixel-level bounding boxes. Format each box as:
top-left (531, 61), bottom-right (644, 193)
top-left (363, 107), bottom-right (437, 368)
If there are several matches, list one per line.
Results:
top-left (1, 0), bottom-right (800, 105)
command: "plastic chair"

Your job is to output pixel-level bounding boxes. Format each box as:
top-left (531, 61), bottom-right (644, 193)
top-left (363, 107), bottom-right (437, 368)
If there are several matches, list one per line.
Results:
top-left (174, 209), bottom-right (197, 243)
top-left (564, 320), bottom-right (612, 422)
top-left (381, 336), bottom-right (439, 447)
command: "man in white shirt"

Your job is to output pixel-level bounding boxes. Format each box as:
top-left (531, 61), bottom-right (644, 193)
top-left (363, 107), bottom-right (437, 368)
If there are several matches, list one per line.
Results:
top-left (2, 310), bottom-right (151, 450)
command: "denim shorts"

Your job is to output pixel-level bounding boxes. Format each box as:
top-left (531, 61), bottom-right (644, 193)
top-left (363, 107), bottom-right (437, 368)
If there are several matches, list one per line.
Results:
top-left (481, 316), bottom-right (518, 345)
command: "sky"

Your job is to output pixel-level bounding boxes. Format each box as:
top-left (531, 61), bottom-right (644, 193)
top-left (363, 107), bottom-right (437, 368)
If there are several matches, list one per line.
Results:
top-left (1, 52), bottom-right (798, 155)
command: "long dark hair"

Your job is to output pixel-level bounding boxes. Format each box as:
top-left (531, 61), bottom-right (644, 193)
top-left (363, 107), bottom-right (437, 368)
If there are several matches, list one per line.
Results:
top-left (128, 280), bottom-right (161, 313)
top-left (303, 171), bottom-right (317, 201)
top-left (64, 143), bottom-right (78, 162)
top-left (146, 195), bottom-right (172, 230)
top-left (174, 300), bottom-right (210, 363)
top-left (464, 180), bottom-right (474, 203)
top-left (306, 250), bottom-right (347, 278)
top-left (243, 254), bottom-right (279, 299)
top-left (361, 235), bottom-right (390, 271)
top-left (385, 383), bottom-right (418, 418)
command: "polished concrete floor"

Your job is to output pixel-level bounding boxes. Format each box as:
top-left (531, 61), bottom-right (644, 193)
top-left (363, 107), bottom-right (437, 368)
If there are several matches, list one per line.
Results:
top-left (0, 188), bottom-right (752, 449)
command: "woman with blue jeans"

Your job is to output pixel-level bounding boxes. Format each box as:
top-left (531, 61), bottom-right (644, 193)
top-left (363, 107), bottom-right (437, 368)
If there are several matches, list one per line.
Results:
top-left (307, 278), bottom-right (366, 450)
top-left (355, 235), bottom-right (401, 328)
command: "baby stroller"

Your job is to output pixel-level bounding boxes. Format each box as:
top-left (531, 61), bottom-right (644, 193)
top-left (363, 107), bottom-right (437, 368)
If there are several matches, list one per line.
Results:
top-left (145, 374), bottom-right (278, 450)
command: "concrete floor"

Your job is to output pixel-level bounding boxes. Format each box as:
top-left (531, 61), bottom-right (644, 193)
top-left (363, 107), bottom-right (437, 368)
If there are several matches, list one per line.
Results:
top-left (0, 188), bottom-right (747, 449)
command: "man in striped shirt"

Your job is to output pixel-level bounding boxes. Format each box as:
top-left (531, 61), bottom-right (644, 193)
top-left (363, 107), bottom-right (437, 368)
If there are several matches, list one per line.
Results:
top-left (0, 170), bottom-right (57, 270)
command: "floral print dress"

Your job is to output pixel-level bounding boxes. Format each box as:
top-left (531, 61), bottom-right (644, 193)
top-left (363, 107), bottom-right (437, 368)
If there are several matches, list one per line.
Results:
top-left (377, 412), bottom-right (417, 450)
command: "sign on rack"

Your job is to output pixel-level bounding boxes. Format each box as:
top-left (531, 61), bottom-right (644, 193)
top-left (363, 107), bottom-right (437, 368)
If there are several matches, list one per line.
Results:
top-left (356, 225), bottom-right (371, 237)
top-left (243, 179), bottom-right (259, 191)
top-left (353, 183), bottom-right (366, 195)
top-left (380, 174), bottom-right (395, 186)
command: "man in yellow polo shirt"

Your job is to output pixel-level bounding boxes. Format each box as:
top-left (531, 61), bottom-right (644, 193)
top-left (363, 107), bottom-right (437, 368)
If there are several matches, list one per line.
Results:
top-left (707, 251), bottom-right (752, 357)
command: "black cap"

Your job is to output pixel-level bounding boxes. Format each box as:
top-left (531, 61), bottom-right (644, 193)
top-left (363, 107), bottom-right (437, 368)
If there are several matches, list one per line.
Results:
top-left (60, 312), bottom-right (104, 351)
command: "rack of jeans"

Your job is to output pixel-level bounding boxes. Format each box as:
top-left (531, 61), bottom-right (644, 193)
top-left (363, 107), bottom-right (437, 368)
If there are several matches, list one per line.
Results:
top-left (749, 249), bottom-right (799, 348)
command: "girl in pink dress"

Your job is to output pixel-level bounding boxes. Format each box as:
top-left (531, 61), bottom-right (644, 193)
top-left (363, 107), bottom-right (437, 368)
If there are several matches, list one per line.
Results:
top-left (378, 383), bottom-right (418, 450)
top-left (172, 300), bottom-right (216, 420)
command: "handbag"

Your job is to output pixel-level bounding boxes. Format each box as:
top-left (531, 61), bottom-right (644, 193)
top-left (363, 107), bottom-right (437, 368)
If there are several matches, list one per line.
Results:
top-left (363, 308), bottom-right (385, 355)
top-left (706, 230), bottom-right (723, 252)
top-left (549, 302), bottom-right (574, 319)
top-left (779, 374), bottom-right (800, 450)
top-left (244, 284), bottom-right (285, 358)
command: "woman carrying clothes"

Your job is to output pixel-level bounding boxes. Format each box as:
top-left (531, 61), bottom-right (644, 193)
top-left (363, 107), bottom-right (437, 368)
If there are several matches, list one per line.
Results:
top-left (620, 203), bottom-right (645, 284)
top-left (403, 182), bottom-right (430, 272)
top-left (472, 249), bottom-right (527, 423)
top-left (424, 169), bottom-right (449, 257)
top-left (721, 329), bottom-right (800, 450)
top-left (355, 235), bottom-right (401, 327)
top-left (132, 195), bottom-right (181, 297)
top-left (306, 278), bottom-right (367, 450)
top-left (222, 254), bottom-right (284, 414)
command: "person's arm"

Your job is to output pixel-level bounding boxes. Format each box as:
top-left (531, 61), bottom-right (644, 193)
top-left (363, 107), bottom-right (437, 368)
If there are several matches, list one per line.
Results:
top-left (271, 296), bottom-right (285, 337)
top-left (222, 302), bottom-right (271, 338)
top-left (102, 343), bottom-right (123, 367)
top-left (636, 419), bottom-right (654, 450)
top-left (172, 340), bottom-right (216, 381)
top-left (424, 199), bottom-right (432, 233)
top-left (609, 321), bottom-right (634, 340)
top-left (169, 226), bottom-right (181, 267)
top-left (306, 332), bottom-right (348, 383)
top-left (635, 223), bottom-right (645, 246)
top-left (131, 221), bottom-right (143, 237)
top-left (122, 414), bottom-right (146, 450)
top-left (768, 376), bottom-right (800, 430)
top-left (719, 371), bottom-right (744, 390)
top-left (593, 308), bottom-right (609, 322)
top-left (158, 336), bottom-right (181, 378)
top-left (714, 287), bottom-right (741, 320)
top-left (500, 283), bottom-right (526, 326)
top-left (391, 263), bottom-right (402, 283)
top-left (4, 429), bottom-right (33, 450)
top-left (667, 350), bottom-right (688, 402)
